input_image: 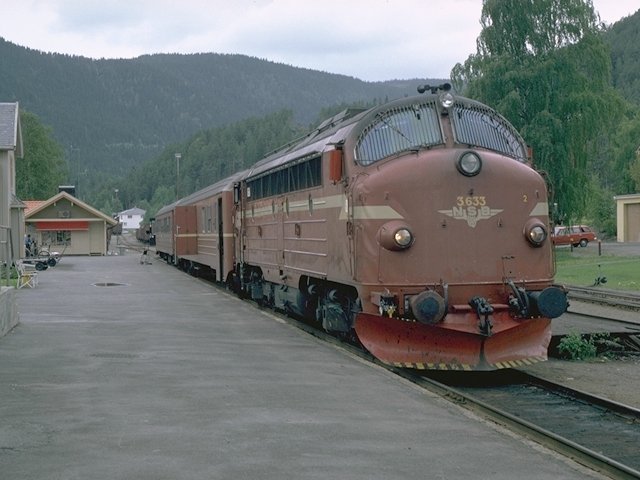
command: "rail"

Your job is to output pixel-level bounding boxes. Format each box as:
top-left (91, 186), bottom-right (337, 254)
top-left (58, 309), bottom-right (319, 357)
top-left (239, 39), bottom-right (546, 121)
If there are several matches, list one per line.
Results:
top-left (398, 369), bottom-right (640, 480)
top-left (565, 285), bottom-right (640, 310)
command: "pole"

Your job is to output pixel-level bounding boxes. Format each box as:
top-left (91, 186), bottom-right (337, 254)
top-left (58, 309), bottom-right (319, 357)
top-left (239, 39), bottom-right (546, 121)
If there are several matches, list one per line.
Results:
top-left (175, 153), bottom-right (181, 200)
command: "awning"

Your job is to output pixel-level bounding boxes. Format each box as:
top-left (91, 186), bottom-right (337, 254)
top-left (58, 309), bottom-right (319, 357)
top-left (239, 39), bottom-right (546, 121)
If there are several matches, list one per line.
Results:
top-left (35, 221), bottom-right (89, 231)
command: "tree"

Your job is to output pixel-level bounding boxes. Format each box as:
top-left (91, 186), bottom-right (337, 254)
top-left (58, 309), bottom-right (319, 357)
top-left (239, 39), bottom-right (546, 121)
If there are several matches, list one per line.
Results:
top-left (107, 109), bottom-right (303, 217)
top-left (629, 142), bottom-right (640, 191)
top-left (451, 0), bottom-right (625, 222)
top-left (16, 111), bottom-right (69, 199)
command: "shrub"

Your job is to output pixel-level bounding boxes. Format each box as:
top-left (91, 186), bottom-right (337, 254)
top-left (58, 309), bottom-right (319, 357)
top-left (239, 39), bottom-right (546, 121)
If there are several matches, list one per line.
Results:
top-left (557, 331), bottom-right (622, 360)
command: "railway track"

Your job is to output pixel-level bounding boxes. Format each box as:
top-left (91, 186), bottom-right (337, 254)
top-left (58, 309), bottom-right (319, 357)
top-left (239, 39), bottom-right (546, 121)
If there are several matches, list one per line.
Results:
top-left (403, 369), bottom-right (640, 480)
top-left (566, 285), bottom-right (640, 311)
top-left (562, 285), bottom-right (640, 354)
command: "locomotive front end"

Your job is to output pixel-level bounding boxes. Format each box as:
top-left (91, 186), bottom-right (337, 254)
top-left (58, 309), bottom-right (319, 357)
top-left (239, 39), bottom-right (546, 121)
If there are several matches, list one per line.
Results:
top-left (346, 86), bottom-right (567, 370)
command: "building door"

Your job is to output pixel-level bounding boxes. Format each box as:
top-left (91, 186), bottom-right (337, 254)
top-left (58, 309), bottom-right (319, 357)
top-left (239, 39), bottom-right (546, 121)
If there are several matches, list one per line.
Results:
top-left (625, 203), bottom-right (640, 242)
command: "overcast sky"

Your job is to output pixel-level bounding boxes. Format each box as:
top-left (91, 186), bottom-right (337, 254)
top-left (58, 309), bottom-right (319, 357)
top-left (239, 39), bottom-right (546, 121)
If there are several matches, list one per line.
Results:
top-left (3, 0), bottom-right (638, 81)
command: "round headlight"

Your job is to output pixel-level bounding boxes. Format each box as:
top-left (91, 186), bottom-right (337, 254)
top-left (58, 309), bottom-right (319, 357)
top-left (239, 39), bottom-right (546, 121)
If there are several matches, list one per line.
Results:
top-left (439, 92), bottom-right (455, 108)
top-left (524, 221), bottom-right (547, 247)
top-left (394, 228), bottom-right (413, 248)
top-left (457, 152), bottom-right (482, 177)
top-left (378, 221), bottom-right (414, 251)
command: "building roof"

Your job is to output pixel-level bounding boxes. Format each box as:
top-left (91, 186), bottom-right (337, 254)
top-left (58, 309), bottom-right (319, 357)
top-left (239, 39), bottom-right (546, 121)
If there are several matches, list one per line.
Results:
top-left (24, 200), bottom-right (47, 214)
top-left (0, 102), bottom-right (23, 156)
top-left (118, 207), bottom-right (145, 216)
top-left (25, 191), bottom-right (118, 226)
top-left (613, 193), bottom-right (640, 201)
top-left (11, 194), bottom-right (26, 209)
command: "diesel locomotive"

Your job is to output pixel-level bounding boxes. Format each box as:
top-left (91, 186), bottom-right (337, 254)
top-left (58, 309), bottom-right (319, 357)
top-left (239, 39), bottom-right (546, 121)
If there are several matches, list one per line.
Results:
top-left (155, 84), bottom-right (567, 371)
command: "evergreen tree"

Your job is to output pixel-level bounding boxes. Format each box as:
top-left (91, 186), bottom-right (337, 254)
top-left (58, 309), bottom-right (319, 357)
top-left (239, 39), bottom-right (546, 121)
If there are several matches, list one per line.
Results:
top-left (16, 111), bottom-right (69, 199)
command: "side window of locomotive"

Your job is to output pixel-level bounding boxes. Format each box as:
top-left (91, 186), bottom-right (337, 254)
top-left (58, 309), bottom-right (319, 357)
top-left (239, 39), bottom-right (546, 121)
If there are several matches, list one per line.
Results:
top-left (355, 102), bottom-right (442, 166)
top-left (246, 155), bottom-right (322, 201)
top-left (450, 105), bottom-right (527, 162)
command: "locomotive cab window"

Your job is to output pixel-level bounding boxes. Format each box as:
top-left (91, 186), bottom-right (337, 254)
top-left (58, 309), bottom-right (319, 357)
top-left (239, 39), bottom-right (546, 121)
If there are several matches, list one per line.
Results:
top-left (450, 103), bottom-right (527, 162)
top-left (355, 101), bottom-right (443, 165)
top-left (247, 155), bottom-right (321, 201)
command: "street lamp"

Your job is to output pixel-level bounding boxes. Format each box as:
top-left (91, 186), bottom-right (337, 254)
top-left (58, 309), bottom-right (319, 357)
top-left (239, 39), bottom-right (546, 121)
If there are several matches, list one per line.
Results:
top-left (175, 153), bottom-right (181, 199)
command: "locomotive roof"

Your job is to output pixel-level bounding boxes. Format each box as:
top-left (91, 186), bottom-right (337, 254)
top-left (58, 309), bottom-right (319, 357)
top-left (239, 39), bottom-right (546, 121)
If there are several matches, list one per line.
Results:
top-left (245, 90), bottom-right (486, 180)
top-left (245, 107), bottom-right (370, 180)
top-left (159, 86), bottom-right (527, 215)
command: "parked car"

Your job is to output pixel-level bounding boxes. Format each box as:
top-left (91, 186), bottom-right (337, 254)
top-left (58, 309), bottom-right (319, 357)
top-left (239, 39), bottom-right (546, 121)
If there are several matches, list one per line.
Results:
top-left (552, 225), bottom-right (597, 247)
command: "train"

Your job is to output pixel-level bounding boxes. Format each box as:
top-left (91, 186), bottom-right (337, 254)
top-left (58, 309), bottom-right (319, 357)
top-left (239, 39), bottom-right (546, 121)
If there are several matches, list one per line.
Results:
top-left (154, 83), bottom-right (568, 371)
top-left (135, 222), bottom-right (153, 244)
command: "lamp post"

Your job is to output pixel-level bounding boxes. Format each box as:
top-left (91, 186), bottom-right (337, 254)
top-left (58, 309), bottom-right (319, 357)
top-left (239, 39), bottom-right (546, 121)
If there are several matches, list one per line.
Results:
top-left (175, 153), bottom-right (181, 200)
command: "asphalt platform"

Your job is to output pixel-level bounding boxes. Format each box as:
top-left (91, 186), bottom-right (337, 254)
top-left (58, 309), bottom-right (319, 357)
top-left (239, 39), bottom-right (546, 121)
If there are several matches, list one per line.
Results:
top-left (0, 253), bottom-right (606, 479)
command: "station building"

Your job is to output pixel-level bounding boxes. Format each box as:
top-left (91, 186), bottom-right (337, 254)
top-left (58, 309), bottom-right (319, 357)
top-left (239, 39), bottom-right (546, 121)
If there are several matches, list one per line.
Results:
top-left (25, 191), bottom-right (118, 256)
top-left (0, 101), bottom-right (24, 266)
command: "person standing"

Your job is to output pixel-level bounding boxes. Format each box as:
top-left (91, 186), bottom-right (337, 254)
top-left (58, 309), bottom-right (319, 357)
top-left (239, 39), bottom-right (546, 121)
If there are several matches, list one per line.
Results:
top-left (24, 234), bottom-right (32, 257)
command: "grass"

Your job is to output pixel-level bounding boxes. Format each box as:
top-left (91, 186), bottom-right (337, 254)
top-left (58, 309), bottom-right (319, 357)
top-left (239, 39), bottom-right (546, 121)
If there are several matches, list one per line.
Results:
top-left (554, 246), bottom-right (640, 291)
top-left (0, 265), bottom-right (19, 288)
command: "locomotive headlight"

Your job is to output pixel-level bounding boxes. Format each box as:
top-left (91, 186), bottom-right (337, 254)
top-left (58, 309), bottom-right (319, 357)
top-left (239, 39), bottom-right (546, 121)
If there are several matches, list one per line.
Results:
top-left (378, 221), bottom-right (414, 251)
top-left (457, 152), bottom-right (482, 177)
top-left (439, 92), bottom-right (455, 108)
top-left (524, 220), bottom-right (548, 247)
top-left (394, 228), bottom-right (413, 248)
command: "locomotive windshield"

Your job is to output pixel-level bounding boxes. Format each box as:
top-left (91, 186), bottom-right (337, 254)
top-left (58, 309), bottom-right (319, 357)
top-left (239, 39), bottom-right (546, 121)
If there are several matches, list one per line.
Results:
top-left (355, 100), bottom-right (443, 165)
top-left (354, 97), bottom-right (528, 165)
top-left (450, 102), bottom-right (528, 163)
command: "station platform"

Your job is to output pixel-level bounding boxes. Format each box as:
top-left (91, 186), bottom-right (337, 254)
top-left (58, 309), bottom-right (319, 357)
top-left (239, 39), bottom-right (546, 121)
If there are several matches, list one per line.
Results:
top-left (0, 254), bottom-right (605, 479)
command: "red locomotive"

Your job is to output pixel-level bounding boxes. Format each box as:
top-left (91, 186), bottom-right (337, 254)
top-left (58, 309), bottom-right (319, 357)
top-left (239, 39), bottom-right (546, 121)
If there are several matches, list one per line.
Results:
top-left (155, 84), bottom-right (567, 370)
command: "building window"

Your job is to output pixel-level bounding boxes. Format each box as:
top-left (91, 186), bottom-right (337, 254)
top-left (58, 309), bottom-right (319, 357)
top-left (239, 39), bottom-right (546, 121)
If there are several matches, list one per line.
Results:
top-left (41, 230), bottom-right (71, 247)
